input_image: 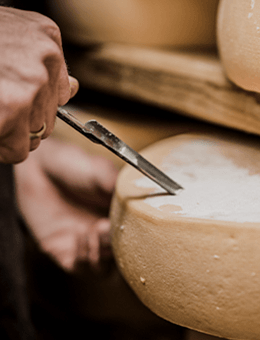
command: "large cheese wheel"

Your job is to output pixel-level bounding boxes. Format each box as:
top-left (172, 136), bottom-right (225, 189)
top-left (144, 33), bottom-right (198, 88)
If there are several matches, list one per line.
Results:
top-left (217, 0), bottom-right (260, 92)
top-left (110, 132), bottom-right (260, 340)
top-left (48, 0), bottom-right (219, 47)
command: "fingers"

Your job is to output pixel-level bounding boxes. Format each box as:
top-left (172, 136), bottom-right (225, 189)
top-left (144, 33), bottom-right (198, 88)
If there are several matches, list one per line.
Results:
top-left (87, 225), bottom-right (100, 266)
top-left (29, 78), bottom-right (59, 144)
top-left (0, 126), bottom-right (31, 164)
top-left (0, 8), bottom-right (79, 163)
top-left (41, 218), bottom-right (112, 273)
top-left (29, 135), bottom-right (42, 152)
top-left (96, 219), bottom-right (113, 259)
top-left (77, 218), bottom-right (112, 271)
top-left (89, 155), bottom-right (119, 194)
top-left (41, 218), bottom-right (112, 272)
top-left (33, 139), bottom-right (118, 206)
top-left (0, 83), bottom-right (36, 163)
top-left (29, 73), bottom-right (78, 156)
top-left (41, 231), bottom-right (78, 272)
top-left (29, 74), bottom-right (79, 153)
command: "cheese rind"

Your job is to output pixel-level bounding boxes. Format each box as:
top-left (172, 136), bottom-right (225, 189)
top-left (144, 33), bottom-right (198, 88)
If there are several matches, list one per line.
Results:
top-left (111, 133), bottom-right (260, 340)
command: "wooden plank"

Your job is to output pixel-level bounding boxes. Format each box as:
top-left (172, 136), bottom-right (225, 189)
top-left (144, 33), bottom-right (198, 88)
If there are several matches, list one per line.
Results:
top-left (66, 44), bottom-right (260, 136)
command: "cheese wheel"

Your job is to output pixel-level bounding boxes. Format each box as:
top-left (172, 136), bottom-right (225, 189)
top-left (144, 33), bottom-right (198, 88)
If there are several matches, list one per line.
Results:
top-left (217, 0), bottom-right (260, 92)
top-left (48, 0), bottom-right (219, 47)
top-left (111, 132), bottom-right (260, 340)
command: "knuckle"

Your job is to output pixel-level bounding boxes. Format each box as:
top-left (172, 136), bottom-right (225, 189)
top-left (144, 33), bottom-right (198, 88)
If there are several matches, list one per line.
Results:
top-left (13, 151), bottom-right (28, 164)
top-left (30, 12), bottom-right (61, 38)
top-left (12, 140), bottom-right (30, 163)
top-left (29, 24), bottom-right (64, 70)
top-left (0, 145), bottom-right (28, 164)
top-left (43, 41), bottom-right (63, 67)
top-left (35, 38), bottom-right (63, 76)
top-left (35, 15), bottom-right (62, 46)
top-left (45, 23), bottom-right (62, 44)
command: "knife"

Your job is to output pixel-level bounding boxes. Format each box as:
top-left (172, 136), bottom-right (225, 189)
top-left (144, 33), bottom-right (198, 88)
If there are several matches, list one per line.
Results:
top-left (57, 107), bottom-right (183, 195)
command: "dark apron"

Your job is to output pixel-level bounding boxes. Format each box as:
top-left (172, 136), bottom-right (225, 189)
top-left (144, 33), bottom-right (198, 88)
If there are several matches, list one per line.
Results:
top-left (0, 164), bottom-right (35, 339)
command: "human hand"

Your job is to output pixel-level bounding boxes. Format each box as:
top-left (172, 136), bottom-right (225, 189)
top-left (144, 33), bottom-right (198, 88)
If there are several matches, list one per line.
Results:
top-left (0, 7), bottom-right (78, 163)
top-left (14, 138), bottom-right (118, 272)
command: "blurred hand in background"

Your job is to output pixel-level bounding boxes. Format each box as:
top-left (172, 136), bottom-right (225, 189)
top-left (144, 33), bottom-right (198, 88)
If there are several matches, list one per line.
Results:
top-left (14, 138), bottom-right (118, 272)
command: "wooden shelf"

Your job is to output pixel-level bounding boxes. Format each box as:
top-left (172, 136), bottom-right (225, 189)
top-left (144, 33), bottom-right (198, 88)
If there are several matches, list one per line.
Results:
top-left (66, 44), bottom-right (260, 136)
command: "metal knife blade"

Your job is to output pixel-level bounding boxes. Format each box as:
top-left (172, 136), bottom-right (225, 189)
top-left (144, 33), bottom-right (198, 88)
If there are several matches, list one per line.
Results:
top-left (57, 107), bottom-right (183, 195)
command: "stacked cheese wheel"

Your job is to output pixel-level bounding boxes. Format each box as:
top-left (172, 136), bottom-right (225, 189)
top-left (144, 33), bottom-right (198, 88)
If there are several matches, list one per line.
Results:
top-left (111, 133), bottom-right (260, 340)
top-left (48, 0), bottom-right (219, 47)
top-left (217, 0), bottom-right (260, 93)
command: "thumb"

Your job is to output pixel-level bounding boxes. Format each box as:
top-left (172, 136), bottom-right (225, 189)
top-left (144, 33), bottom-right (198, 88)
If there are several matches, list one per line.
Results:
top-left (69, 76), bottom-right (79, 99)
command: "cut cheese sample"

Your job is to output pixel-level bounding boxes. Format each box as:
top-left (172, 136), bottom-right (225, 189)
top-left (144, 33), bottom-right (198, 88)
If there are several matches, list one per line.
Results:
top-left (217, 0), bottom-right (260, 92)
top-left (111, 133), bottom-right (260, 340)
top-left (48, 0), bottom-right (219, 47)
